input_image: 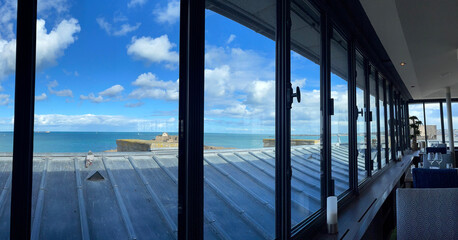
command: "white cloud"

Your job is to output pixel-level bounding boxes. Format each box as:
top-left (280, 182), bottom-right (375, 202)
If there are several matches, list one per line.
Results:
top-left (99, 84), bottom-right (124, 97)
top-left (33, 113), bottom-right (177, 132)
top-left (125, 102), bottom-right (144, 108)
top-left (47, 80), bottom-right (73, 97)
top-left (127, 35), bottom-right (178, 67)
top-left (0, 0), bottom-right (17, 39)
top-left (227, 34), bottom-right (236, 44)
top-left (154, 0), bottom-right (180, 24)
top-left (35, 18), bottom-right (81, 70)
top-left (80, 84), bottom-right (124, 103)
top-left (96, 17), bottom-right (140, 36)
top-left (127, 0), bottom-right (147, 8)
top-left (80, 93), bottom-right (105, 103)
top-left (35, 93), bottom-right (48, 101)
top-left (0, 38), bottom-right (16, 79)
top-left (37, 0), bottom-right (69, 15)
top-left (0, 94), bottom-right (10, 106)
top-left (129, 72), bottom-right (178, 101)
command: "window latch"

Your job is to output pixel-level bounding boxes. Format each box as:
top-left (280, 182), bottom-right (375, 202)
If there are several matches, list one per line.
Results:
top-left (356, 107), bottom-right (363, 119)
top-left (291, 86), bottom-right (301, 104)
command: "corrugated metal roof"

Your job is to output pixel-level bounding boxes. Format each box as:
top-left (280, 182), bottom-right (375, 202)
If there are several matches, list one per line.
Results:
top-left (0, 146), bottom-right (366, 239)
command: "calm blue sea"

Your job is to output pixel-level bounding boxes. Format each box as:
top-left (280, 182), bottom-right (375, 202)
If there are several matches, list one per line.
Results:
top-left (0, 132), bottom-right (349, 153)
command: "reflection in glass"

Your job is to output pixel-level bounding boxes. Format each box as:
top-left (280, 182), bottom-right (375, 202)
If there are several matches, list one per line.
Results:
top-left (0, 0), bottom-right (16, 237)
top-left (330, 29), bottom-right (349, 195)
top-left (356, 51), bottom-right (367, 182)
top-left (205, 2), bottom-right (276, 238)
top-left (32, 0), bottom-right (179, 238)
top-left (409, 103), bottom-right (425, 150)
top-left (369, 66), bottom-right (378, 173)
top-left (424, 103), bottom-right (442, 147)
top-left (387, 83), bottom-right (392, 160)
top-left (290, 0), bottom-right (322, 226)
top-left (379, 77), bottom-right (386, 168)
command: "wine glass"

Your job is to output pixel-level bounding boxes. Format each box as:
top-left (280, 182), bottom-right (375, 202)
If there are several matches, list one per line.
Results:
top-left (427, 153), bottom-right (435, 169)
top-left (436, 153), bottom-right (443, 168)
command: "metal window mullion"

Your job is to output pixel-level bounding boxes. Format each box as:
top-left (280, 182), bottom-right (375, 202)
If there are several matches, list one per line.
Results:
top-left (423, 102), bottom-right (427, 147)
top-left (275, 0), bottom-right (291, 238)
top-left (320, 11), bottom-right (332, 205)
top-left (364, 59), bottom-right (371, 177)
top-left (348, 39), bottom-right (358, 194)
top-left (375, 72), bottom-right (381, 170)
top-left (383, 79), bottom-right (389, 164)
top-left (405, 102), bottom-right (410, 148)
top-left (10, 0), bottom-right (38, 238)
top-left (389, 85), bottom-right (395, 160)
top-left (178, 0), bottom-right (205, 239)
top-left (440, 102), bottom-right (445, 144)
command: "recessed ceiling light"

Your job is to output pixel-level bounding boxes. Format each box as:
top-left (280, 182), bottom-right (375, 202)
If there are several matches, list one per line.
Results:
top-left (400, 62), bottom-right (406, 66)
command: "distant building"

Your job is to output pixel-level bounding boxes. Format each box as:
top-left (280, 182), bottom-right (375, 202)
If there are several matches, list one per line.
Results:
top-left (418, 125), bottom-right (437, 141)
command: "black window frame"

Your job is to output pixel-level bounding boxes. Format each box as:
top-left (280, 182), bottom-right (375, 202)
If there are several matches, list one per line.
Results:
top-left (10, 0), bottom-right (413, 239)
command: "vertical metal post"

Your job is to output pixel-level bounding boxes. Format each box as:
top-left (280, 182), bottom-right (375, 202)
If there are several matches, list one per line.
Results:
top-left (383, 80), bottom-right (389, 164)
top-left (320, 11), bottom-right (332, 204)
top-left (178, 0), bottom-right (205, 239)
top-left (275, 0), bottom-right (291, 238)
top-left (375, 72), bottom-right (381, 170)
top-left (389, 85), bottom-right (395, 161)
top-left (10, 0), bottom-right (37, 238)
top-left (348, 40), bottom-right (358, 193)
top-left (445, 87), bottom-right (455, 165)
top-left (440, 102), bottom-right (445, 144)
top-left (423, 102), bottom-right (428, 148)
top-left (364, 59), bottom-right (371, 177)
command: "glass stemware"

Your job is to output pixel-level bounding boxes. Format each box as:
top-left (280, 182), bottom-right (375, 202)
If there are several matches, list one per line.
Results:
top-left (436, 153), bottom-right (443, 168)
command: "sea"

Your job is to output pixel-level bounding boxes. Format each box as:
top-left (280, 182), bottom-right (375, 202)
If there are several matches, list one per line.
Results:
top-left (0, 132), bottom-right (350, 153)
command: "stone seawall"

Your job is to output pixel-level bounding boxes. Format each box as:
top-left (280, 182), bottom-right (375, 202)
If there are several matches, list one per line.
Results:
top-left (263, 139), bottom-right (320, 147)
top-left (116, 139), bottom-right (178, 152)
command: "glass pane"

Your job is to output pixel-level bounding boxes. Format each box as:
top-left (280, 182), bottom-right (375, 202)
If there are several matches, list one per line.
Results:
top-left (387, 83), bottom-right (392, 160)
top-left (424, 103), bottom-right (442, 147)
top-left (442, 103), bottom-right (448, 146)
top-left (369, 67), bottom-right (378, 173)
top-left (330, 29), bottom-right (349, 195)
top-left (451, 102), bottom-right (458, 147)
top-left (33, 0), bottom-right (179, 238)
top-left (409, 103), bottom-right (425, 151)
top-left (356, 51), bottom-right (366, 182)
top-left (205, 1), bottom-right (276, 238)
top-left (290, 0), bottom-right (322, 226)
top-left (0, 0), bottom-right (16, 236)
top-left (379, 77), bottom-right (386, 168)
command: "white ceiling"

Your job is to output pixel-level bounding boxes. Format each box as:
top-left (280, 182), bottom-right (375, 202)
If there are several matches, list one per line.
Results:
top-left (360, 0), bottom-right (458, 100)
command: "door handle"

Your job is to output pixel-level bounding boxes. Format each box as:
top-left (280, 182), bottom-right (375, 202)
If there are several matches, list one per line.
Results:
top-left (291, 86), bottom-right (301, 103)
top-left (356, 107), bottom-right (363, 119)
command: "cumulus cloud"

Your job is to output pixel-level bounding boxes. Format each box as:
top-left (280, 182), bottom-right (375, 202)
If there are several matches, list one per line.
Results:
top-left (1, 18), bottom-right (80, 81)
top-left (80, 93), bottom-right (105, 103)
top-left (127, 0), bottom-right (147, 8)
top-left (227, 34), bottom-right (236, 44)
top-left (129, 72), bottom-right (178, 101)
top-left (36, 18), bottom-right (81, 70)
top-left (0, 94), bottom-right (10, 106)
top-left (35, 93), bottom-right (48, 101)
top-left (99, 84), bottom-right (124, 97)
top-left (127, 35), bottom-right (178, 68)
top-left (96, 17), bottom-right (141, 36)
top-left (154, 0), bottom-right (180, 24)
top-left (80, 84), bottom-right (124, 103)
top-left (33, 113), bottom-right (177, 132)
top-left (47, 80), bottom-right (73, 97)
top-left (124, 102), bottom-right (144, 108)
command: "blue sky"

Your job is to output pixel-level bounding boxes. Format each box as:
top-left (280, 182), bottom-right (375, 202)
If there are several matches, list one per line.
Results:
top-left (0, 0), bottom-right (352, 134)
